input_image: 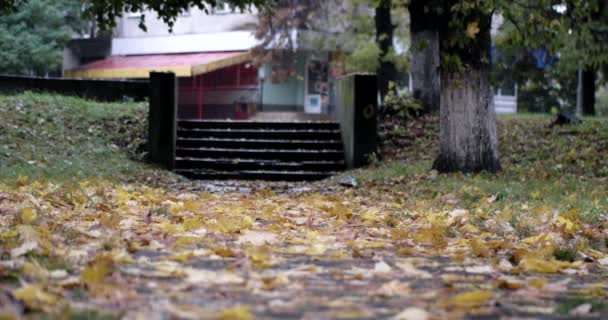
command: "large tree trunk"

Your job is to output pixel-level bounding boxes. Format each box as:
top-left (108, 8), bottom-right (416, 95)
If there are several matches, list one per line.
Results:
top-left (582, 67), bottom-right (596, 116)
top-left (408, 0), bottom-right (440, 112)
top-left (375, 0), bottom-right (397, 102)
top-left (433, 69), bottom-right (501, 173)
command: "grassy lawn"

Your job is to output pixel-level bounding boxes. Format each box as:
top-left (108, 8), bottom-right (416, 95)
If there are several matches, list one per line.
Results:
top-left (367, 113), bottom-right (608, 232)
top-left (0, 92), bottom-right (153, 182)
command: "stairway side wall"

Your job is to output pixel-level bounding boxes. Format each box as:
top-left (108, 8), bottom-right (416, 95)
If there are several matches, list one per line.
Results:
top-left (336, 74), bottom-right (379, 169)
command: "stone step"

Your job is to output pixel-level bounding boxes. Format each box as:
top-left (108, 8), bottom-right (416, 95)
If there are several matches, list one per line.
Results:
top-left (177, 128), bottom-right (342, 141)
top-left (175, 147), bottom-right (345, 162)
top-left (175, 157), bottom-right (345, 172)
top-left (176, 137), bottom-right (343, 150)
top-left (175, 169), bottom-right (337, 181)
top-left (174, 120), bottom-right (345, 181)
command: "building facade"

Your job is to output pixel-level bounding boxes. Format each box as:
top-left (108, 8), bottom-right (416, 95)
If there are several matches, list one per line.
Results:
top-left (63, 6), bottom-right (338, 119)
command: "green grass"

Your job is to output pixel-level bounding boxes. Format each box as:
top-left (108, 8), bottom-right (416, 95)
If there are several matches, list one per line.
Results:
top-left (0, 92), bottom-right (152, 182)
top-left (556, 295), bottom-right (608, 315)
top-left (361, 112), bottom-right (608, 237)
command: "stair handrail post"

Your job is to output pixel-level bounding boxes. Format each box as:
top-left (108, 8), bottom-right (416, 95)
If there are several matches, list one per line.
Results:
top-left (335, 74), bottom-right (379, 169)
top-left (148, 72), bottom-right (178, 170)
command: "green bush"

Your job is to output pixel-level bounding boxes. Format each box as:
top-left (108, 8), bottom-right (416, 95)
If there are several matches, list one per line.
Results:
top-left (380, 85), bottom-right (422, 120)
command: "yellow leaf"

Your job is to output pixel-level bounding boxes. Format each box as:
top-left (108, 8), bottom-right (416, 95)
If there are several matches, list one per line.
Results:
top-left (15, 175), bottom-right (28, 187)
top-left (12, 284), bottom-right (57, 310)
top-left (527, 278), bottom-right (547, 289)
top-left (174, 236), bottom-right (197, 248)
top-left (244, 245), bottom-right (273, 268)
top-left (21, 261), bottom-right (50, 281)
top-left (459, 224), bottom-right (480, 234)
top-left (81, 254), bottom-right (113, 284)
top-left (495, 277), bottom-right (525, 290)
top-left (555, 216), bottom-right (578, 235)
top-left (466, 21), bottom-right (480, 39)
top-left (20, 208), bottom-right (37, 225)
top-left (579, 284), bottom-right (606, 297)
top-left (413, 224), bottom-right (447, 249)
top-left (443, 290), bottom-right (494, 308)
top-left (211, 247), bottom-right (237, 258)
top-left (160, 222), bottom-right (182, 234)
top-left (519, 258), bottom-right (559, 273)
top-left (99, 212), bottom-right (121, 228)
top-left (214, 306), bottom-right (253, 320)
top-left (470, 238), bottom-right (491, 258)
top-left (169, 252), bottom-right (193, 262)
top-left (183, 217), bottom-right (203, 231)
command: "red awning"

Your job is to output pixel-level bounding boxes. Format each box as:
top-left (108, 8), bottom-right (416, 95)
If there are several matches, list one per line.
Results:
top-left (64, 51), bottom-right (252, 79)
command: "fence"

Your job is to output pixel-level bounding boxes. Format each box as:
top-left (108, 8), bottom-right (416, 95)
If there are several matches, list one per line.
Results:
top-left (0, 74), bottom-right (149, 102)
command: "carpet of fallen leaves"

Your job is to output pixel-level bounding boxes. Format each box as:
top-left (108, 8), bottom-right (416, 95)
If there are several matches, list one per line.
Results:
top-left (1, 115), bottom-right (608, 319)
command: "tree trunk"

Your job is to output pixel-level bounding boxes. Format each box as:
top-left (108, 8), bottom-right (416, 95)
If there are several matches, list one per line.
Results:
top-left (409, 0), bottom-right (440, 112)
top-left (375, 0), bottom-right (397, 102)
top-left (582, 67), bottom-right (596, 116)
top-left (410, 30), bottom-right (440, 112)
top-left (433, 69), bottom-right (501, 173)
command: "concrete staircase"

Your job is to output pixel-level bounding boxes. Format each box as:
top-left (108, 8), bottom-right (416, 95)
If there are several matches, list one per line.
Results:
top-left (174, 120), bottom-right (346, 181)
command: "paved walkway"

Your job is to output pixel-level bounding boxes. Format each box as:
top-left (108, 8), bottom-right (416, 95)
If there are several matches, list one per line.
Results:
top-left (249, 112), bottom-right (334, 122)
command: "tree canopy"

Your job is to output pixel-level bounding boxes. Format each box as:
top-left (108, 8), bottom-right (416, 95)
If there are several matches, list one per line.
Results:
top-left (0, 0), bottom-right (87, 76)
top-left (81, 0), bottom-right (266, 31)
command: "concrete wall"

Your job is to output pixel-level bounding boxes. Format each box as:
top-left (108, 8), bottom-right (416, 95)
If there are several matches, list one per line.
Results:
top-left (336, 74), bottom-right (378, 169)
top-left (260, 53), bottom-right (306, 111)
top-left (0, 75), bottom-right (149, 102)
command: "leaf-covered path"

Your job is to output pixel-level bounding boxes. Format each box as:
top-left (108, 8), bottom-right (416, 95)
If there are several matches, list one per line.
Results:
top-left (2, 99), bottom-right (608, 319)
top-left (1, 176), bottom-right (607, 319)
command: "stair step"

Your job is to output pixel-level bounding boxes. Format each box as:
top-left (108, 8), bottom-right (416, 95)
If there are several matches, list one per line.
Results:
top-left (176, 138), bottom-right (343, 150)
top-left (177, 128), bottom-right (341, 140)
top-left (174, 120), bottom-right (346, 181)
top-left (178, 120), bottom-right (339, 131)
top-left (175, 169), bottom-right (336, 181)
top-left (175, 157), bottom-right (345, 171)
top-left (176, 148), bottom-right (345, 161)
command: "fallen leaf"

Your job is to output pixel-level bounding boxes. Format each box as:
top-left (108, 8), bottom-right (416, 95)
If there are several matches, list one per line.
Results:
top-left (395, 262), bottom-right (432, 279)
top-left (392, 307), bottom-right (430, 320)
top-left (465, 265), bottom-right (494, 274)
top-left (10, 240), bottom-right (38, 258)
top-left (374, 260), bottom-right (392, 273)
top-left (214, 305), bottom-right (253, 320)
top-left (519, 258), bottom-right (559, 274)
top-left (569, 303), bottom-right (592, 316)
top-left (377, 280), bottom-right (410, 296)
top-left (81, 254), bottom-right (113, 284)
top-left (12, 284), bottom-right (57, 310)
top-left (470, 238), bottom-right (490, 258)
top-left (20, 208), bottom-right (37, 225)
top-left (443, 290), bottom-right (494, 308)
top-left (237, 230), bottom-right (279, 246)
top-left (185, 268), bottom-right (244, 285)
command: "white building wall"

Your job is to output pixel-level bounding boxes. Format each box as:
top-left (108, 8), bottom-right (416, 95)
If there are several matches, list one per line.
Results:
top-left (114, 6), bottom-right (257, 38)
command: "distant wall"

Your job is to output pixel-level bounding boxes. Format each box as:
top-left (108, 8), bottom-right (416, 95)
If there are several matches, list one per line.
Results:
top-left (260, 53), bottom-right (306, 111)
top-left (0, 75), bottom-right (149, 102)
